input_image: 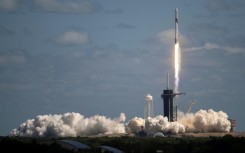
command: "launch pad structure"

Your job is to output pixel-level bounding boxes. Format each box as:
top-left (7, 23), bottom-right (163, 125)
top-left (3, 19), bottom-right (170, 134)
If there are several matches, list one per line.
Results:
top-left (161, 74), bottom-right (185, 122)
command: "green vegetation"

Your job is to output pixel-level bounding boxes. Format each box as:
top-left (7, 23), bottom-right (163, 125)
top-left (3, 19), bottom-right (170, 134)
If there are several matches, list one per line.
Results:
top-left (0, 136), bottom-right (74, 153)
top-left (1, 135), bottom-right (245, 153)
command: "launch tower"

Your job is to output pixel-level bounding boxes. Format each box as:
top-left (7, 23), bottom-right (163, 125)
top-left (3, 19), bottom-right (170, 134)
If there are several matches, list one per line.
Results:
top-left (161, 74), bottom-right (184, 122)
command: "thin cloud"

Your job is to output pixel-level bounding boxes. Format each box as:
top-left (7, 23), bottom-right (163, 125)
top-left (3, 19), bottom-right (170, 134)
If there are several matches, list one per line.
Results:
top-left (51, 30), bottom-right (90, 46)
top-left (187, 22), bottom-right (229, 36)
top-left (184, 42), bottom-right (245, 54)
top-left (116, 23), bottom-right (135, 29)
top-left (20, 27), bottom-right (32, 36)
top-left (0, 25), bottom-right (15, 36)
top-left (204, 0), bottom-right (244, 15)
top-left (34, 0), bottom-right (101, 14)
top-left (0, 0), bottom-right (102, 14)
top-left (0, 54), bottom-right (25, 64)
top-left (105, 8), bottom-right (123, 14)
top-left (0, 0), bottom-right (17, 12)
top-left (0, 50), bottom-right (27, 64)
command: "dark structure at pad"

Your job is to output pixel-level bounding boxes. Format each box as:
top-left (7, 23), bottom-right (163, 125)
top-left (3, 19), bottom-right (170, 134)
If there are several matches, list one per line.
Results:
top-left (161, 74), bottom-right (184, 122)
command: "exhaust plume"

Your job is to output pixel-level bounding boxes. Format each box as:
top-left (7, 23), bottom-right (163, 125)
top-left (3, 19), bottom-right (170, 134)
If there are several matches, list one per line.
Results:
top-left (174, 43), bottom-right (180, 92)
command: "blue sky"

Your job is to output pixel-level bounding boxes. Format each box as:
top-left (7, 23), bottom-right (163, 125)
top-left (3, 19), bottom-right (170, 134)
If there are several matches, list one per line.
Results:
top-left (1, 0), bottom-right (245, 136)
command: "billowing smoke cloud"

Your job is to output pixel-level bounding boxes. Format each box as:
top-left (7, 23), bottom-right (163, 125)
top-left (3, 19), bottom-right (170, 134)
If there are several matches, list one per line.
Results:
top-left (10, 109), bottom-right (231, 137)
top-left (10, 112), bottom-right (126, 137)
top-left (127, 109), bottom-right (231, 135)
top-left (178, 109), bottom-right (231, 133)
top-left (125, 117), bottom-right (145, 133)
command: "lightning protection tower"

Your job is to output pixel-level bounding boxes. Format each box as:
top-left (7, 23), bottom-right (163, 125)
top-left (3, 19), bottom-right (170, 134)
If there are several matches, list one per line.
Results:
top-left (144, 94), bottom-right (154, 119)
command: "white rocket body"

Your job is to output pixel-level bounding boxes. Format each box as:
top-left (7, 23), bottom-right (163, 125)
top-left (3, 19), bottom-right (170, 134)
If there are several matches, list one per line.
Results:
top-left (175, 8), bottom-right (178, 44)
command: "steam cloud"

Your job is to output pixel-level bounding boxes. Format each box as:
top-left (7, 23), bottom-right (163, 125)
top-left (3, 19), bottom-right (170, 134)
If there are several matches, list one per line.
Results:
top-left (9, 109), bottom-right (231, 137)
top-left (10, 112), bottom-right (126, 137)
top-left (127, 109), bottom-right (231, 135)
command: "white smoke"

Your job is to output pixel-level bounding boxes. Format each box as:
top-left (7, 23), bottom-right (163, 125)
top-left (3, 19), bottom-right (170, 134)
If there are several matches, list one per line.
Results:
top-left (146, 115), bottom-right (185, 135)
top-left (177, 109), bottom-right (231, 133)
top-left (193, 109), bottom-right (231, 132)
top-left (127, 109), bottom-right (231, 135)
top-left (10, 109), bottom-right (231, 137)
top-left (9, 112), bottom-right (126, 137)
top-left (126, 117), bottom-right (145, 133)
